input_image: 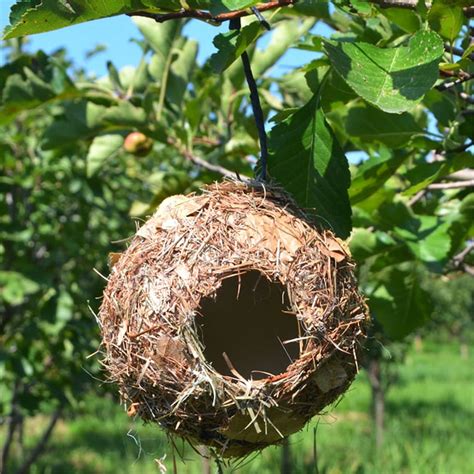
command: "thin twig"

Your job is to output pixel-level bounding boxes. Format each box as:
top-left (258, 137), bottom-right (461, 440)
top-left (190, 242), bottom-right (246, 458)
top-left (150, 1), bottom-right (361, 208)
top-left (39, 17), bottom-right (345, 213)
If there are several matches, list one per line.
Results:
top-left (436, 73), bottom-right (473, 92)
top-left (427, 179), bottom-right (474, 190)
top-left (444, 43), bottom-right (474, 61)
top-left (450, 242), bottom-right (474, 276)
top-left (408, 190), bottom-right (425, 207)
top-left (371, 0), bottom-right (421, 8)
top-left (184, 149), bottom-right (250, 180)
top-left (447, 169), bottom-right (474, 181)
top-left (459, 92), bottom-right (474, 104)
top-left (167, 136), bottom-right (250, 179)
top-left (129, 0), bottom-right (296, 24)
top-left (453, 242), bottom-right (474, 265)
top-left (16, 407), bottom-right (62, 474)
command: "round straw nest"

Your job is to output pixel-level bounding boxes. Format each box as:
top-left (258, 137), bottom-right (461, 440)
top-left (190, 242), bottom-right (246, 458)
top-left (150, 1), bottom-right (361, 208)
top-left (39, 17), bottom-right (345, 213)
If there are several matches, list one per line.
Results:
top-left (99, 180), bottom-right (368, 458)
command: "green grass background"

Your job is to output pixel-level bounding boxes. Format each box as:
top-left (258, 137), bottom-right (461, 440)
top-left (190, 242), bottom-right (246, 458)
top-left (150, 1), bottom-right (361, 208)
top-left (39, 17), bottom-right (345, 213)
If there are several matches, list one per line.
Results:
top-left (5, 342), bottom-right (474, 473)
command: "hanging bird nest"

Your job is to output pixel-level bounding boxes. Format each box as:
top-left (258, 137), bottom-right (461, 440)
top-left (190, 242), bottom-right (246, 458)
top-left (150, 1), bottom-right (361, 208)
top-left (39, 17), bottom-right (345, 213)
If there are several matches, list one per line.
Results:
top-left (98, 180), bottom-right (368, 458)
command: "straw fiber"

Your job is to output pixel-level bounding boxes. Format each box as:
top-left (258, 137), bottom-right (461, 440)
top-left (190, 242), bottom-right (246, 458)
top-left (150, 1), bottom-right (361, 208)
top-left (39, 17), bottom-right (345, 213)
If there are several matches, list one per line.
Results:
top-left (99, 180), bottom-right (368, 458)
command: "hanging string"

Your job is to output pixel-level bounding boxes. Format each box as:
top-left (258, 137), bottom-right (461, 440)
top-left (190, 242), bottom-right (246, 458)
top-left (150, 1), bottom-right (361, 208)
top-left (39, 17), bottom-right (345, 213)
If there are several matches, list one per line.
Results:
top-left (229, 17), bottom-right (269, 182)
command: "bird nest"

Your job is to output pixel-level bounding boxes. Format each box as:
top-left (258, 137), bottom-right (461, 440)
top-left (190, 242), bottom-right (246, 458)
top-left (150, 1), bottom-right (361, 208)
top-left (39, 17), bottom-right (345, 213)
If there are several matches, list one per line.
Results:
top-left (99, 180), bottom-right (368, 458)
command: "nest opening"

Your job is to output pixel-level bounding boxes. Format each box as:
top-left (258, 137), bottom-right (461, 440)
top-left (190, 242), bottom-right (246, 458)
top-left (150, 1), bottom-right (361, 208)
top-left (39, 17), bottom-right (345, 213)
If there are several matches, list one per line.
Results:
top-left (198, 270), bottom-right (300, 381)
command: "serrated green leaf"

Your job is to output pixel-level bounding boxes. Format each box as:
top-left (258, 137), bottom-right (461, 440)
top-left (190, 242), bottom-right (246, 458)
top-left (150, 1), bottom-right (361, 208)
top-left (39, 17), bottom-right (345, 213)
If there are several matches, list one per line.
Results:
top-left (3, 0), bottom-right (183, 39)
top-left (350, 150), bottom-right (408, 204)
top-left (349, 228), bottom-right (396, 262)
top-left (209, 21), bottom-right (261, 74)
top-left (86, 134), bottom-right (124, 177)
top-left (251, 18), bottom-right (316, 78)
top-left (324, 30), bottom-right (444, 113)
top-left (428, 0), bottom-right (464, 41)
top-left (346, 106), bottom-right (423, 148)
top-left (396, 216), bottom-right (452, 263)
top-left (383, 8), bottom-right (422, 33)
top-left (369, 265), bottom-right (433, 339)
top-left (268, 96), bottom-right (352, 238)
top-left (402, 153), bottom-right (473, 196)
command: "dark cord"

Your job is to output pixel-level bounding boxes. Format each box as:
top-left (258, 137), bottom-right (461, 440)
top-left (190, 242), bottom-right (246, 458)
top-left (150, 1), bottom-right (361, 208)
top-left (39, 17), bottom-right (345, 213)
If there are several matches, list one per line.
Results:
top-left (229, 18), bottom-right (268, 181)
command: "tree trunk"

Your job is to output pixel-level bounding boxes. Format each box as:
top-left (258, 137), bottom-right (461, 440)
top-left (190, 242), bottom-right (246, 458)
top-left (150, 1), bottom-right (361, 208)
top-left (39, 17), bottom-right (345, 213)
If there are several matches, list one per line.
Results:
top-left (367, 359), bottom-right (385, 450)
top-left (15, 408), bottom-right (61, 474)
top-left (197, 446), bottom-right (211, 474)
top-left (460, 343), bottom-right (469, 360)
top-left (413, 335), bottom-right (423, 352)
top-left (281, 438), bottom-right (292, 474)
top-left (1, 382), bottom-right (20, 474)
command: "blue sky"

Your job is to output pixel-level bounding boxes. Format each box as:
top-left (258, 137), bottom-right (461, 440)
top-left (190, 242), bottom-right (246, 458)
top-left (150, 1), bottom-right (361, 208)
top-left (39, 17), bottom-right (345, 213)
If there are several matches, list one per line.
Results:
top-left (0, 0), bottom-right (323, 76)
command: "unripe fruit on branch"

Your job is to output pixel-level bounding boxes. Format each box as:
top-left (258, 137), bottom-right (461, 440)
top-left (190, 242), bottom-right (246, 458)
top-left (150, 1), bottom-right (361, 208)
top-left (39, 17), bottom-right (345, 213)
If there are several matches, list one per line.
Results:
top-left (124, 132), bottom-right (153, 157)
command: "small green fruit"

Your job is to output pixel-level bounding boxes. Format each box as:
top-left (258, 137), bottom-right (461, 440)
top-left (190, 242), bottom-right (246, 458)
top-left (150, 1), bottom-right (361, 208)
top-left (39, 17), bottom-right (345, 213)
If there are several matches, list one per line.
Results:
top-left (124, 132), bottom-right (153, 157)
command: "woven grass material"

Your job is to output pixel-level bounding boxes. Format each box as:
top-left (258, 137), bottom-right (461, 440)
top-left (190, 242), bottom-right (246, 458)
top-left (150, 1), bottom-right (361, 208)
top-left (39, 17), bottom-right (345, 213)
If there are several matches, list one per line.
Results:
top-left (99, 180), bottom-right (368, 458)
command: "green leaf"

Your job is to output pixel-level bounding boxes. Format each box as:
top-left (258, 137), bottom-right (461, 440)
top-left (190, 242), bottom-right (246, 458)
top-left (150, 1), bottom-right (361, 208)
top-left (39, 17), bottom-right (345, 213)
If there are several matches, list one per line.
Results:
top-left (369, 265), bottom-right (433, 339)
top-left (423, 89), bottom-right (456, 126)
top-left (167, 39), bottom-right (198, 109)
top-left (209, 22), bottom-right (261, 74)
top-left (287, 0), bottom-right (330, 18)
top-left (324, 30), bottom-right (444, 113)
top-left (268, 96), bottom-right (352, 239)
top-left (0, 271), bottom-right (40, 306)
top-left (349, 228), bottom-right (395, 262)
top-left (383, 8), bottom-right (422, 34)
top-left (428, 0), bottom-right (464, 41)
top-left (102, 101), bottom-right (147, 128)
top-left (350, 150), bottom-right (408, 204)
top-left (346, 106), bottom-right (424, 148)
top-left (209, 0), bottom-right (259, 14)
top-left (133, 17), bottom-right (182, 73)
top-left (402, 152), bottom-right (473, 196)
top-left (3, 0), bottom-right (182, 39)
top-left (395, 216), bottom-right (452, 263)
top-left (41, 101), bottom-right (107, 148)
top-left (251, 18), bottom-right (316, 78)
top-left (0, 53), bottom-right (77, 123)
top-left (129, 171), bottom-right (191, 216)
top-left (86, 134), bottom-right (124, 177)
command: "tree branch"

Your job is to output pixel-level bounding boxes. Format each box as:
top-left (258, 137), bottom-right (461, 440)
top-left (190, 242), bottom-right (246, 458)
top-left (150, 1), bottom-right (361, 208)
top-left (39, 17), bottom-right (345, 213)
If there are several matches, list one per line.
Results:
top-left (185, 150), bottom-right (250, 180)
top-left (15, 407), bottom-right (62, 474)
top-left (0, 382), bottom-right (20, 474)
top-left (445, 44), bottom-right (474, 62)
top-left (371, 0), bottom-right (419, 8)
top-left (453, 242), bottom-right (474, 266)
top-left (427, 179), bottom-right (474, 190)
top-left (436, 73), bottom-right (473, 92)
top-left (447, 169), bottom-right (474, 181)
top-left (129, 0), bottom-right (296, 24)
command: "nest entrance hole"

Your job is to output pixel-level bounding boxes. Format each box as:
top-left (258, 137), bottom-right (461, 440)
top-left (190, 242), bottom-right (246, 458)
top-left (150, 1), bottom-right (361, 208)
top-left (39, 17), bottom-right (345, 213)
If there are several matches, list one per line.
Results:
top-left (198, 271), bottom-right (300, 380)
